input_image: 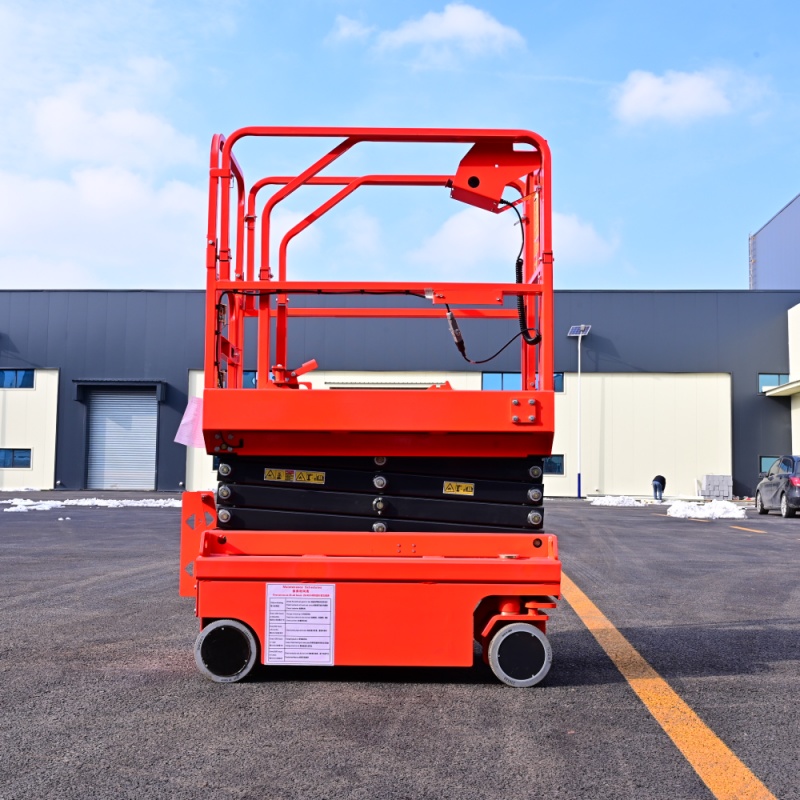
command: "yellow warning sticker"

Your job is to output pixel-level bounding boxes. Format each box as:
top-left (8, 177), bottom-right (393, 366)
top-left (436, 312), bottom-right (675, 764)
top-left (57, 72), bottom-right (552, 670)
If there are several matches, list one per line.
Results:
top-left (295, 470), bottom-right (326, 484)
top-left (443, 481), bottom-right (475, 496)
top-left (263, 468), bottom-right (326, 485)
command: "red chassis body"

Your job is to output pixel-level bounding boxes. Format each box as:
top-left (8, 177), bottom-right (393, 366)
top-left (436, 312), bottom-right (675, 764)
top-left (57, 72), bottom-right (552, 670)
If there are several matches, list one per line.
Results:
top-left (180, 127), bottom-right (562, 685)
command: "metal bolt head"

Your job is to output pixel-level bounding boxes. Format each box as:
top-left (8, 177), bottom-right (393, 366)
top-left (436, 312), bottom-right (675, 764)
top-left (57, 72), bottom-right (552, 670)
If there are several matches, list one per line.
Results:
top-left (227, 434), bottom-right (233, 440)
top-left (512, 416), bottom-right (519, 423)
top-left (372, 522), bottom-right (388, 532)
top-left (374, 456), bottom-right (387, 466)
top-left (218, 508), bottom-right (232, 523)
top-left (218, 485), bottom-right (231, 500)
top-left (529, 465), bottom-right (543, 480)
top-left (527, 488), bottom-right (543, 503)
top-left (528, 399), bottom-right (535, 405)
top-left (373, 475), bottom-right (387, 489)
top-left (512, 399), bottom-right (520, 406)
top-left (528, 415), bottom-right (535, 422)
top-left (527, 510), bottom-right (543, 526)
top-left (373, 498), bottom-right (385, 512)
top-left (218, 463), bottom-right (232, 477)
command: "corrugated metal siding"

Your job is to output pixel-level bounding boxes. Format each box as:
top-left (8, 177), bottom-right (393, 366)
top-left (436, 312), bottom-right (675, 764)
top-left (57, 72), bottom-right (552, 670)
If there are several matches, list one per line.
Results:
top-left (87, 390), bottom-right (157, 490)
top-left (750, 193), bottom-right (800, 289)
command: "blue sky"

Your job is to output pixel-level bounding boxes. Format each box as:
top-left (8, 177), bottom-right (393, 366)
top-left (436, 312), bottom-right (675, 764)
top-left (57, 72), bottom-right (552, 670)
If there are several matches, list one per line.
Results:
top-left (1, 0), bottom-right (799, 291)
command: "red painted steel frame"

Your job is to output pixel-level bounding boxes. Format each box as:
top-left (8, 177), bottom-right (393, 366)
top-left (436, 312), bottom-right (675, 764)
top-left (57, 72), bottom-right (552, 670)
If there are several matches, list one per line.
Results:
top-left (180, 493), bottom-right (561, 668)
top-left (203, 126), bottom-right (554, 459)
top-left (187, 129), bottom-right (561, 678)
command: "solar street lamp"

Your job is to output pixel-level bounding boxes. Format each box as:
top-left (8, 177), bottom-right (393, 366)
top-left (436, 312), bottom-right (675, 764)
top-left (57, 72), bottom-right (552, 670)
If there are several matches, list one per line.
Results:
top-left (567, 324), bottom-right (591, 498)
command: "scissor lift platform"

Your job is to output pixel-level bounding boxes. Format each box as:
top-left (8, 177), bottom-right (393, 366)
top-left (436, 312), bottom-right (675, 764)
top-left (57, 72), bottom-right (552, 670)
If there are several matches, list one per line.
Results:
top-left (180, 126), bottom-right (561, 686)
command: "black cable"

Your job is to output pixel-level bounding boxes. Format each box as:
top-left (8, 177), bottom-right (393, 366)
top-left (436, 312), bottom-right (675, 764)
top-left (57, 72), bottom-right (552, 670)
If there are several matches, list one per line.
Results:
top-left (444, 300), bottom-right (540, 364)
top-left (499, 198), bottom-right (541, 347)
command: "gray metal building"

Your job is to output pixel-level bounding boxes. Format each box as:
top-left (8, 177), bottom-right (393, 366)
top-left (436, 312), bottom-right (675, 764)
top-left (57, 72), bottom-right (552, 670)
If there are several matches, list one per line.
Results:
top-left (1, 289), bottom-right (798, 497)
top-left (750, 192), bottom-right (800, 289)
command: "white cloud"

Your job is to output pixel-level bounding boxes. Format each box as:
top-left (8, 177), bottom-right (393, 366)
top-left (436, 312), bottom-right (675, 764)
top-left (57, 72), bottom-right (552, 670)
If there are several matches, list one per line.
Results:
top-left (407, 207), bottom-right (617, 280)
top-left (32, 59), bottom-right (200, 171)
top-left (612, 68), bottom-right (765, 125)
top-left (0, 167), bottom-right (206, 289)
top-left (326, 15), bottom-right (376, 43)
top-left (408, 206), bottom-right (522, 279)
top-left (335, 3), bottom-right (525, 68)
top-left (553, 212), bottom-right (618, 267)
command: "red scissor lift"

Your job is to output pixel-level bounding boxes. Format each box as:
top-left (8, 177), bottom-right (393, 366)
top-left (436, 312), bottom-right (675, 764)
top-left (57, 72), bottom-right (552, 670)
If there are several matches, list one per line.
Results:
top-left (180, 127), bottom-right (562, 686)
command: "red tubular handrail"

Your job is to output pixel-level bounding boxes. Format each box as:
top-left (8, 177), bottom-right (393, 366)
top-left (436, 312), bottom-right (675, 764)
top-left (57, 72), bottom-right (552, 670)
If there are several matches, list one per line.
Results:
top-left (204, 126), bottom-right (553, 418)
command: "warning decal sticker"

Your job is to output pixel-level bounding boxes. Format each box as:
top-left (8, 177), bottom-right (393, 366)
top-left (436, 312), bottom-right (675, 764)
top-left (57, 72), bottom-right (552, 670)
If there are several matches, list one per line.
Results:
top-left (265, 584), bottom-right (335, 666)
top-left (263, 468), bottom-right (326, 484)
top-left (443, 481), bottom-right (475, 496)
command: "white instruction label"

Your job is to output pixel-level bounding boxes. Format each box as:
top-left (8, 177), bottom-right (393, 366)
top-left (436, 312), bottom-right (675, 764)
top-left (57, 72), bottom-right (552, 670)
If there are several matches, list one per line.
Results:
top-left (265, 584), bottom-right (335, 666)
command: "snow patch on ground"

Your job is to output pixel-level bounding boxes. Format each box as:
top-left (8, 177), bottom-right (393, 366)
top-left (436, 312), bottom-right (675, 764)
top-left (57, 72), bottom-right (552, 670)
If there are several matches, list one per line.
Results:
top-left (666, 500), bottom-right (746, 520)
top-left (1, 498), bottom-right (181, 512)
top-left (590, 495), bottom-right (644, 507)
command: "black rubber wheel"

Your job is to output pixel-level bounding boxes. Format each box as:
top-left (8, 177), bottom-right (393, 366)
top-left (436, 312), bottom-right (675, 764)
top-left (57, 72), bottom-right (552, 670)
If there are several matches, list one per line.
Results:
top-left (780, 493), bottom-right (796, 518)
top-left (755, 492), bottom-right (768, 515)
top-left (194, 619), bottom-right (258, 683)
top-left (487, 622), bottom-right (552, 687)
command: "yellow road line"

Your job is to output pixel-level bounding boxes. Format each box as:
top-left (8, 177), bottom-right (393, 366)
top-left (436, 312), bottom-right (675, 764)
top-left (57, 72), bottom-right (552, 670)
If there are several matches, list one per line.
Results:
top-left (561, 572), bottom-right (776, 800)
top-left (730, 525), bottom-right (766, 534)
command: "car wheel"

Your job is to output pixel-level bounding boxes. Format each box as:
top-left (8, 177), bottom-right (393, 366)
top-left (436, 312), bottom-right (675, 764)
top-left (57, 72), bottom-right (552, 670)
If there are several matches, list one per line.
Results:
top-left (755, 492), bottom-right (768, 515)
top-left (780, 493), bottom-right (796, 519)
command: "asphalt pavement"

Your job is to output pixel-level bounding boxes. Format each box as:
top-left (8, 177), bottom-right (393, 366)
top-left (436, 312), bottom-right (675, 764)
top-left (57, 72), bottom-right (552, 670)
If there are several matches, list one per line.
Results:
top-left (0, 496), bottom-right (797, 799)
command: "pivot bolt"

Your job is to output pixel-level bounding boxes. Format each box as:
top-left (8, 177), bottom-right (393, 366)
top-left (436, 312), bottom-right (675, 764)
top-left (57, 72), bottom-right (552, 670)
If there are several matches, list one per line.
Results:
top-left (218, 508), bottom-right (232, 524)
top-left (529, 465), bottom-right (543, 480)
top-left (527, 488), bottom-right (543, 503)
top-left (373, 475), bottom-right (387, 489)
top-left (374, 456), bottom-right (387, 466)
top-left (527, 510), bottom-right (543, 526)
top-left (219, 463), bottom-right (232, 477)
top-left (373, 498), bottom-right (385, 512)
top-left (218, 485), bottom-right (232, 500)
top-left (372, 522), bottom-right (388, 532)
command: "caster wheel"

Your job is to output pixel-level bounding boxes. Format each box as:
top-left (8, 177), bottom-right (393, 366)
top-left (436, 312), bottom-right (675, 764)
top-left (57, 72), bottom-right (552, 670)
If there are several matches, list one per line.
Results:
top-left (755, 492), bottom-right (768, 515)
top-left (194, 619), bottom-right (258, 683)
top-left (488, 622), bottom-right (552, 687)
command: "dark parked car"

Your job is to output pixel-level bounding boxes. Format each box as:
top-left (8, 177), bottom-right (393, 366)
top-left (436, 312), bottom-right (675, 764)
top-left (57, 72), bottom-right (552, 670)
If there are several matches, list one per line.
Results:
top-left (755, 456), bottom-right (800, 517)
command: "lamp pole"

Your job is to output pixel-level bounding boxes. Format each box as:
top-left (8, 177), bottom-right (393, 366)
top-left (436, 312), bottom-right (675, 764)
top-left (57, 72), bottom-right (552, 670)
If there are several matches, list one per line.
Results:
top-left (567, 325), bottom-right (591, 499)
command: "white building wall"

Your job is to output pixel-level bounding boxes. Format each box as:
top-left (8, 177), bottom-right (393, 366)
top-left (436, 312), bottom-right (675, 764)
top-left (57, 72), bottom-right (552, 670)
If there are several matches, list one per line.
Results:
top-left (184, 369), bottom-right (731, 499)
top-left (0, 369), bottom-right (59, 490)
top-left (546, 373), bottom-right (732, 499)
top-left (788, 304), bottom-right (800, 454)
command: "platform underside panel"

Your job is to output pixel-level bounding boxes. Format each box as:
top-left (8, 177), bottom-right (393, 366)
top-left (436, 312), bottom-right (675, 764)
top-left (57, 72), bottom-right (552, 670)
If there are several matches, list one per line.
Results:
top-left (214, 455), bottom-right (546, 533)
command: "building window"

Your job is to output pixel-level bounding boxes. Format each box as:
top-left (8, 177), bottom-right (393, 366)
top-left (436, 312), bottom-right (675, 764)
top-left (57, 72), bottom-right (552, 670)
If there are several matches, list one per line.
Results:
top-left (543, 455), bottom-right (564, 475)
top-left (760, 456), bottom-right (779, 474)
top-left (0, 448), bottom-right (32, 468)
top-left (0, 369), bottom-right (34, 388)
top-left (758, 373), bottom-right (789, 393)
top-left (482, 372), bottom-right (564, 391)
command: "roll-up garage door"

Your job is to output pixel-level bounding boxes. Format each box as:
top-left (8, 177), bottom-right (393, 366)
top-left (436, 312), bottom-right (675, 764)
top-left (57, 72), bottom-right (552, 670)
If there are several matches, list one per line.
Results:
top-left (87, 390), bottom-right (158, 490)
